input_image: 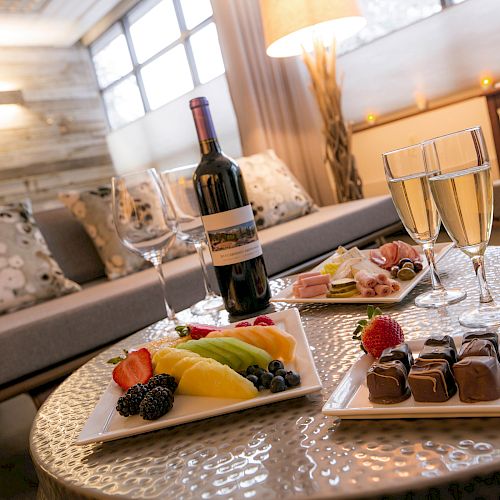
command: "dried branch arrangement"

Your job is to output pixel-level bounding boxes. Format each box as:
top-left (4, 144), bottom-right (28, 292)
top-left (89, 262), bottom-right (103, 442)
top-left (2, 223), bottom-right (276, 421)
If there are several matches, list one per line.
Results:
top-left (302, 38), bottom-right (363, 202)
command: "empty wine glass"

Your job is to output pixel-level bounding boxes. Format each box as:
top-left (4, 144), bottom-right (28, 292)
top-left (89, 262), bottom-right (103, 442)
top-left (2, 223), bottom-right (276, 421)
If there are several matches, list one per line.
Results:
top-left (423, 126), bottom-right (500, 328)
top-left (163, 165), bottom-right (224, 315)
top-left (112, 168), bottom-right (178, 325)
top-left (383, 144), bottom-right (466, 308)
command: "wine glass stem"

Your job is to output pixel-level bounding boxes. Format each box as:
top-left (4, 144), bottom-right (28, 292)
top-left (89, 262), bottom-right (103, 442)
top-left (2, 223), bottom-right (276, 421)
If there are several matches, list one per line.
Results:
top-left (472, 254), bottom-right (494, 304)
top-left (422, 242), bottom-right (444, 291)
top-left (194, 241), bottom-right (215, 297)
top-left (152, 251), bottom-right (176, 321)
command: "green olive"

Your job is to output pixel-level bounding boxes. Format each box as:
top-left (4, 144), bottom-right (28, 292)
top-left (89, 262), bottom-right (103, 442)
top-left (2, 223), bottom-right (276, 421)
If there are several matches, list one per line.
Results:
top-left (390, 265), bottom-right (399, 277)
top-left (402, 262), bottom-right (415, 271)
top-left (397, 267), bottom-right (416, 281)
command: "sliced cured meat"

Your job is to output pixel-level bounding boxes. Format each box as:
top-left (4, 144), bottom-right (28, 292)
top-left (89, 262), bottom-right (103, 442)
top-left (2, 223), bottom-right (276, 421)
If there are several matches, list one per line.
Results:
top-left (374, 284), bottom-right (392, 296)
top-left (356, 283), bottom-right (376, 297)
top-left (369, 249), bottom-right (386, 267)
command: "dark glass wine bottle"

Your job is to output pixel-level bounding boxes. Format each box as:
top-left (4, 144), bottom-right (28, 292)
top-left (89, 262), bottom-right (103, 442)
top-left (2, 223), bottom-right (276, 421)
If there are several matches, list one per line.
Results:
top-left (190, 97), bottom-right (271, 316)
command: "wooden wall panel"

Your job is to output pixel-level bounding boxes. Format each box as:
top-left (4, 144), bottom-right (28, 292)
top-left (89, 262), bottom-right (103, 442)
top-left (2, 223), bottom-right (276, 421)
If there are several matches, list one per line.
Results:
top-left (0, 44), bottom-right (114, 209)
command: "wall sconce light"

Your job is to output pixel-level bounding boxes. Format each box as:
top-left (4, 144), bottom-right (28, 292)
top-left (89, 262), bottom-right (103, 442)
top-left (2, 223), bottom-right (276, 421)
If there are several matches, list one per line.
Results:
top-left (366, 113), bottom-right (376, 125)
top-left (0, 89), bottom-right (24, 105)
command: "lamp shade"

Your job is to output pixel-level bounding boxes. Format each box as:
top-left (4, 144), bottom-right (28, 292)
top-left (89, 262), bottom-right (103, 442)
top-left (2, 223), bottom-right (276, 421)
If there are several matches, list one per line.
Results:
top-left (260, 0), bottom-right (366, 58)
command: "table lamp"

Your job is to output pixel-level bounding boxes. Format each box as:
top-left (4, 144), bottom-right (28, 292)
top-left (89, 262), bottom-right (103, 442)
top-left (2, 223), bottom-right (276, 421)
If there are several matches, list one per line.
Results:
top-left (259, 0), bottom-right (366, 202)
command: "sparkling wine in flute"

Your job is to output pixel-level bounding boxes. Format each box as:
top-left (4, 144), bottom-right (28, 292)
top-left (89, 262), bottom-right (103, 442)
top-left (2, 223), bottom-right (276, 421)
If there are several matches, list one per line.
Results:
top-left (388, 172), bottom-right (440, 243)
top-left (429, 164), bottom-right (492, 258)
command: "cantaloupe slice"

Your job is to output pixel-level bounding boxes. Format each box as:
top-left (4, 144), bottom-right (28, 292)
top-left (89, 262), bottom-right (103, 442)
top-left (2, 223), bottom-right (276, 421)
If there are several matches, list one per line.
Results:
top-left (177, 360), bottom-right (258, 399)
top-left (206, 326), bottom-right (296, 362)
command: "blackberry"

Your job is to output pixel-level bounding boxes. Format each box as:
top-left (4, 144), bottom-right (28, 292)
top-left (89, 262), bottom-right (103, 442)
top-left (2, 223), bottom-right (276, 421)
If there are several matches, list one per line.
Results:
top-left (139, 387), bottom-right (174, 420)
top-left (116, 384), bottom-right (149, 417)
top-left (147, 373), bottom-right (178, 393)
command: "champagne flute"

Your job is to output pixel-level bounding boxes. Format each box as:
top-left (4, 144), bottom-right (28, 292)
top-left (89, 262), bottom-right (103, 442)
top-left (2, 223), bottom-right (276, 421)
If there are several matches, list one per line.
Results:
top-left (163, 165), bottom-right (224, 315)
top-left (423, 126), bottom-right (500, 328)
top-left (112, 168), bottom-right (178, 324)
top-left (383, 144), bottom-right (466, 308)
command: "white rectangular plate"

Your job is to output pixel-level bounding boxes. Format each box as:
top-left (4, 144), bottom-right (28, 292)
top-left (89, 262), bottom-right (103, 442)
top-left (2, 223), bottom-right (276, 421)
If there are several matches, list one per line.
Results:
top-left (323, 339), bottom-right (500, 419)
top-left (77, 308), bottom-right (322, 444)
top-left (271, 242), bottom-right (454, 304)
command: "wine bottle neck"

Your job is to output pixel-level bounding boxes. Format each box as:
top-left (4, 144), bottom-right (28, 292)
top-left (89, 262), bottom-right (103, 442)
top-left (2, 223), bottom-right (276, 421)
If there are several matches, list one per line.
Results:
top-left (190, 99), bottom-right (221, 156)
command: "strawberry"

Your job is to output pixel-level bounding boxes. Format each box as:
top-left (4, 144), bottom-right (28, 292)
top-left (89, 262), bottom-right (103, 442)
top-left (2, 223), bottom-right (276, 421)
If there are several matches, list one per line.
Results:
top-left (352, 306), bottom-right (404, 358)
top-left (107, 348), bottom-right (153, 390)
top-left (253, 315), bottom-right (275, 326)
top-left (175, 323), bottom-right (220, 339)
top-left (236, 321), bottom-right (252, 328)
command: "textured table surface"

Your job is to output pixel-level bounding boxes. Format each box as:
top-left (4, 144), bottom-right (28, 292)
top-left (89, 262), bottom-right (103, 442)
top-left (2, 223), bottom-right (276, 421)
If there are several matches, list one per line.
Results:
top-left (30, 248), bottom-right (500, 499)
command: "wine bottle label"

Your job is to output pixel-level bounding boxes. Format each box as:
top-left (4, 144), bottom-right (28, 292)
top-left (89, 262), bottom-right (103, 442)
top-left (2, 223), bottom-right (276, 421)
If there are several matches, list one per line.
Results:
top-left (201, 205), bottom-right (263, 266)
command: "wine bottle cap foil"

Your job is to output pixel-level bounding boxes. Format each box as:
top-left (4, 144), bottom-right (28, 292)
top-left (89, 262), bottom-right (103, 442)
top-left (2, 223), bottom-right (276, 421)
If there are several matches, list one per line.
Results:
top-left (190, 97), bottom-right (209, 109)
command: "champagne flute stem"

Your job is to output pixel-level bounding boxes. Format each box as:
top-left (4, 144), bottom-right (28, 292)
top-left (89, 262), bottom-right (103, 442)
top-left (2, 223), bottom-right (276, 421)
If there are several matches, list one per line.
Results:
top-left (194, 241), bottom-right (215, 297)
top-left (152, 250), bottom-right (176, 321)
top-left (472, 254), bottom-right (494, 304)
top-left (422, 242), bottom-right (444, 291)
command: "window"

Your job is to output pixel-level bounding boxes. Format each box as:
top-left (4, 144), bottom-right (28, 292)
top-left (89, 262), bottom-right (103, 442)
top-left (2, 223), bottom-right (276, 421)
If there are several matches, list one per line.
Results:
top-left (90, 0), bottom-right (224, 129)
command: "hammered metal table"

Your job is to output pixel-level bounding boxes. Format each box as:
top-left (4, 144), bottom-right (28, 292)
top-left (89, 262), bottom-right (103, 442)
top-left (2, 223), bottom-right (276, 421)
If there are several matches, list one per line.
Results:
top-left (30, 248), bottom-right (500, 499)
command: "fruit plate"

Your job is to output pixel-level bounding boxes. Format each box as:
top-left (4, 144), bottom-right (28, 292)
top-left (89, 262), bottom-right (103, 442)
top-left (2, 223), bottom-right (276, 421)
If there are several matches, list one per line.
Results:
top-left (271, 242), bottom-right (454, 304)
top-left (76, 308), bottom-right (322, 444)
top-left (322, 338), bottom-right (500, 419)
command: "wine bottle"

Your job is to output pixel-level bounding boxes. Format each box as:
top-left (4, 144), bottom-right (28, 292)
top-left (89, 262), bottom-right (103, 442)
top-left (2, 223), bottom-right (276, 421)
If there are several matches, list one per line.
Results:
top-left (190, 97), bottom-right (271, 316)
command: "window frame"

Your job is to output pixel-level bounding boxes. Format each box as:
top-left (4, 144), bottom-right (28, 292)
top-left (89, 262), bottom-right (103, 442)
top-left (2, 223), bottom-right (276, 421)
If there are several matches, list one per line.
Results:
top-left (90, 0), bottom-right (217, 128)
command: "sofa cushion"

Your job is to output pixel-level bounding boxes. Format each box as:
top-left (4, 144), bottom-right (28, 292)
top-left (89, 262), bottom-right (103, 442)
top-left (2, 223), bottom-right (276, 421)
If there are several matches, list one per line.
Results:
top-left (34, 207), bottom-right (105, 284)
top-left (238, 150), bottom-right (317, 229)
top-left (259, 195), bottom-right (399, 275)
top-left (0, 201), bottom-right (81, 315)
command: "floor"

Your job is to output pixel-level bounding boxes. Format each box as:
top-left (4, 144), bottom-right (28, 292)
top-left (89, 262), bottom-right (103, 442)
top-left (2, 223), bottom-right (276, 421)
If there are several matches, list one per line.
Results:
top-left (3, 227), bottom-right (500, 499)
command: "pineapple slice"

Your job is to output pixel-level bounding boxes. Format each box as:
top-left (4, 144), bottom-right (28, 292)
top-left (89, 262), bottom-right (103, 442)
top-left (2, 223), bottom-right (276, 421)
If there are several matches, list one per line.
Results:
top-left (206, 326), bottom-right (296, 362)
top-left (178, 360), bottom-right (258, 399)
top-left (153, 347), bottom-right (200, 375)
top-left (169, 356), bottom-right (218, 380)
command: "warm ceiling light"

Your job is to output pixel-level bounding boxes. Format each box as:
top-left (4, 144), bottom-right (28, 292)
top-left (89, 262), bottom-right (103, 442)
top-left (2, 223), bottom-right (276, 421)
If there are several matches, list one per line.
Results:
top-left (480, 76), bottom-right (493, 89)
top-left (260, 0), bottom-right (366, 58)
top-left (0, 90), bottom-right (23, 105)
top-left (366, 113), bottom-right (376, 124)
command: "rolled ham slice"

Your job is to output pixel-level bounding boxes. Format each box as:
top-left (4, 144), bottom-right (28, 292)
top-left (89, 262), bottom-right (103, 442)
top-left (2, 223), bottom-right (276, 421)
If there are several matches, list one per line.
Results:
top-left (374, 284), bottom-right (392, 296)
top-left (376, 273), bottom-right (391, 285)
top-left (300, 274), bottom-right (330, 286)
top-left (297, 271), bottom-right (322, 280)
top-left (388, 279), bottom-right (401, 292)
top-left (296, 284), bottom-right (328, 298)
top-left (355, 270), bottom-right (377, 288)
top-left (356, 283), bottom-right (376, 297)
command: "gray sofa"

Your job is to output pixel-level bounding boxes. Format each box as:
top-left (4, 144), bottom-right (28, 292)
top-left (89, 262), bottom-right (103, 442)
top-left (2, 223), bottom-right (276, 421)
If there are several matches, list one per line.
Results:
top-left (0, 195), bottom-right (401, 400)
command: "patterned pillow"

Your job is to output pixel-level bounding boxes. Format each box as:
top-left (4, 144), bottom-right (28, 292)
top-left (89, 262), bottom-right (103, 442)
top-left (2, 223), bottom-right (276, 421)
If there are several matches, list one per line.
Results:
top-left (59, 186), bottom-right (193, 280)
top-left (238, 150), bottom-right (317, 229)
top-left (0, 201), bottom-right (81, 314)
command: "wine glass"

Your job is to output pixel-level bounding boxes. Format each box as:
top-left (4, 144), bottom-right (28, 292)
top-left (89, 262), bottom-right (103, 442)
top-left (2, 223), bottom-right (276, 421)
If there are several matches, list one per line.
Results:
top-left (112, 168), bottom-right (178, 325)
top-left (383, 144), bottom-right (466, 308)
top-left (162, 165), bottom-right (224, 315)
top-left (423, 126), bottom-right (500, 328)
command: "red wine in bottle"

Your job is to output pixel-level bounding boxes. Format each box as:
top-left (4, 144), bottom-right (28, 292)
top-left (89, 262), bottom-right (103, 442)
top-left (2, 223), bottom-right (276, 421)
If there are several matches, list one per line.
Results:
top-left (190, 97), bottom-right (271, 316)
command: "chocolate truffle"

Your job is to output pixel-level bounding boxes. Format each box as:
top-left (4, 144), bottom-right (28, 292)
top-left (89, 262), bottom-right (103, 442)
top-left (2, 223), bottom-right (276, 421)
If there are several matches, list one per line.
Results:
top-left (367, 360), bottom-right (411, 404)
top-left (458, 339), bottom-right (497, 360)
top-left (453, 356), bottom-right (500, 403)
top-left (424, 335), bottom-right (457, 353)
top-left (379, 343), bottom-right (414, 373)
top-left (418, 344), bottom-right (457, 366)
top-left (408, 359), bottom-right (457, 402)
top-left (462, 331), bottom-right (499, 356)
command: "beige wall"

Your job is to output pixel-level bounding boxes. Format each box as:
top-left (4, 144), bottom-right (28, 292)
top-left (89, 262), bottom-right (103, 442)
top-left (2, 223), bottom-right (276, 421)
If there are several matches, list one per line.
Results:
top-left (352, 97), bottom-right (498, 197)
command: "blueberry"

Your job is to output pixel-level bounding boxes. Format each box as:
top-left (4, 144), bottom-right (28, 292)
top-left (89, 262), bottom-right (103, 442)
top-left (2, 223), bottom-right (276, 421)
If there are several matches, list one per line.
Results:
top-left (246, 374), bottom-right (259, 388)
top-left (270, 376), bottom-right (287, 393)
top-left (268, 360), bottom-right (284, 374)
top-left (246, 365), bottom-right (260, 376)
top-left (260, 371), bottom-right (273, 389)
top-left (253, 367), bottom-right (266, 379)
top-left (275, 368), bottom-right (287, 378)
top-left (285, 371), bottom-right (301, 387)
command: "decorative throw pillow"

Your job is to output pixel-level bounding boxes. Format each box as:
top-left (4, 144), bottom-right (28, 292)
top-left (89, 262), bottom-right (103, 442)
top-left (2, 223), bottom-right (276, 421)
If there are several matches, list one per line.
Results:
top-left (59, 186), bottom-right (193, 280)
top-left (0, 201), bottom-right (81, 315)
top-left (238, 150), bottom-right (317, 229)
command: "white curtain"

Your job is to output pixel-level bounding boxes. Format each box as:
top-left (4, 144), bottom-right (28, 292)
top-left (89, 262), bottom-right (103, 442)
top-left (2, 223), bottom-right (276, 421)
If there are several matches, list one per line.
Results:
top-left (212, 0), bottom-right (337, 206)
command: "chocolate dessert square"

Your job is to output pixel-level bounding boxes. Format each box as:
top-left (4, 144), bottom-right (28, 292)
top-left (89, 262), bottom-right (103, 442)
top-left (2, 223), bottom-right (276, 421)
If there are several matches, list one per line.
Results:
top-left (367, 360), bottom-right (411, 404)
top-left (424, 335), bottom-right (457, 353)
top-left (379, 343), bottom-right (414, 373)
top-left (462, 331), bottom-right (499, 356)
top-left (418, 344), bottom-right (457, 366)
top-left (458, 339), bottom-right (497, 360)
top-left (408, 359), bottom-right (457, 402)
top-left (453, 356), bottom-right (500, 403)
